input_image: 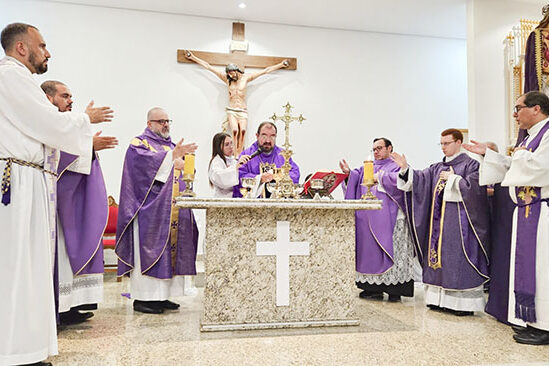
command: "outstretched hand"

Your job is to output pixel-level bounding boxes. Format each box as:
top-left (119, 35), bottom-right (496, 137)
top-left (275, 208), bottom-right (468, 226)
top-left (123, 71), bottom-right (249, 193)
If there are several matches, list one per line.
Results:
top-left (339, 159), bottom-right (350, 175)
top-left (462, 140), bottom-right (487, 156)
top-left (92, 131), bottom-right (118, 151)
top-left (173, 138), bottom-right (198, 160)
top-left (85, 100), bottom-right (114, 124)
top-left (390, 152), bottom-right (408, 170)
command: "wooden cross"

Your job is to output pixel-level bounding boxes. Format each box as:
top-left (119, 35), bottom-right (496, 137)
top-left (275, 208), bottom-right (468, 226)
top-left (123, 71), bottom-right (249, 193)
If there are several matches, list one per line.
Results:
top-left (177, 22), bottom-right (297, 71)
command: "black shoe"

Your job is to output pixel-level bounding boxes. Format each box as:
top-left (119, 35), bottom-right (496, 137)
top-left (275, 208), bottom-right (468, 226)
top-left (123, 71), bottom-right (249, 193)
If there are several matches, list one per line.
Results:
top-left (73, 303), bottom-right (97, 311)
top-left (133, 300), bottom-right (164, 314)
top-left (511, 325), bottom-right (528, 334)
top-left (427, 304), bottom-right (443, 311)
top-left (59, 309), bottom-right (94, 325)
top-left (513, 327), bottom-right (549, 345)
top-left (23, 362), bottom-right (53, 365)
top-left (388, 295), bottom-right (401, 302)
top-left (450, 310), bottom-right (474, 317)
top-left (154, 300), bottom-right (180, 310)
top-left (359, 290), bottom-right (383, 300)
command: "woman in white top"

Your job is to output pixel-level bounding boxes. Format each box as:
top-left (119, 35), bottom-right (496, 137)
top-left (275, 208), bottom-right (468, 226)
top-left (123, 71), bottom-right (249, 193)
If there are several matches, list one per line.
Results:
top-left (208, 132), bottom-right (250, 198)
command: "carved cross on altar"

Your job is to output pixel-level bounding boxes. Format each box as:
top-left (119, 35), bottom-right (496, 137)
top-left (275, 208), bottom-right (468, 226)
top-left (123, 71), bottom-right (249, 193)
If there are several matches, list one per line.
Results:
top-left (177, 22), bottom-right (297, 71)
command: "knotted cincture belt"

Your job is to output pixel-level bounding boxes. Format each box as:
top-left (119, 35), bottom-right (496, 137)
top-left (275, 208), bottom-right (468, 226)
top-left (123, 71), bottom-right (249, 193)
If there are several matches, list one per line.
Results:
top-left (1, 157), bottom-right (58, 206)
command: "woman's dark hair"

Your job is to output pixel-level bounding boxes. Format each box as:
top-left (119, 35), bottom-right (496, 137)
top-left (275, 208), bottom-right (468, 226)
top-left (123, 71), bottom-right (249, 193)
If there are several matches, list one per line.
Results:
top-left (209, 132), bottom-right (231, 186)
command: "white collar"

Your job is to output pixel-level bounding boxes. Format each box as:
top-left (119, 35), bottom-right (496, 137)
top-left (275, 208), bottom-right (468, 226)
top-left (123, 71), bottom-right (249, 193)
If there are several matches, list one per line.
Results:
top-left (444, 151), bottom-right (463, 163)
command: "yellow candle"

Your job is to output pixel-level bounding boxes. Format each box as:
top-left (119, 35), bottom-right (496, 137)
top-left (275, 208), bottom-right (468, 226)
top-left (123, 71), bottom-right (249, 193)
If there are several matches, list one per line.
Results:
top-left (363, 160), bottom-right (374, 183)
top-left (183, 154), bottom-right (195, 175)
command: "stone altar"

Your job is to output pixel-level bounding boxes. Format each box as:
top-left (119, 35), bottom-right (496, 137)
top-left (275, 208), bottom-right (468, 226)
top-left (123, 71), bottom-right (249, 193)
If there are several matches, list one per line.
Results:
top-left (176, 197), bottom-right (381, 331)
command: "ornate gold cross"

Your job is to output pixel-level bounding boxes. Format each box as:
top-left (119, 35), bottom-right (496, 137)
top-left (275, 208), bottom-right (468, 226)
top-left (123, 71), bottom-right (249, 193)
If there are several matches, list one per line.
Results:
top-left (517, 186), bottom-right (538, 218)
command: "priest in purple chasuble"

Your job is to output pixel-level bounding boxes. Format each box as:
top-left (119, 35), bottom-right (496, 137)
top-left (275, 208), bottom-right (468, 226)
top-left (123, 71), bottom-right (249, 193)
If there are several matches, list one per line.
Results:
top-left (340, 137), bottom-right (416, 302)
top-left (465, 91), bottom-right (549, 345)
top-left (116, 107), bottom-right (199, 315)
top-left (391, 128), bottom-right (490, 316)
top-left (233, 121), bottom-right (300, 198)
top-left (42, 80), bottom-right (118, 326)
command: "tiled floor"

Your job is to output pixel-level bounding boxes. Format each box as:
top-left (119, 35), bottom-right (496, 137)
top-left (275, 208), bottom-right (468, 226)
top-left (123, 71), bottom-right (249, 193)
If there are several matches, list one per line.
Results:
top-left (50, 275), bottom-right (549, 366)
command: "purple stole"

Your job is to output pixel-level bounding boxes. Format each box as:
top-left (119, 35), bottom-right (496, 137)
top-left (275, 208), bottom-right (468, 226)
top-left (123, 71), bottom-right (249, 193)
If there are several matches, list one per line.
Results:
top-left (513, 120), bottom-right (549, 322)
top-left (115, 128), bottom-right (198, 279)
top-left (57, 152), bottom-right (107, 275)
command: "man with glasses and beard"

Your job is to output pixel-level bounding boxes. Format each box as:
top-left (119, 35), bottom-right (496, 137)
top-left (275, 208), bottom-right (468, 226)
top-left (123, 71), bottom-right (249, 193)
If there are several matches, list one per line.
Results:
top-left (0, 23), bottom-right (113, 366)
top-left (116, 107), bottom-right (200, 314)
top-left (340, 138), bottom-right (416, 302)
top-left (391, 129), bottom-right (490, 316)
top-left (233, 121), bottom-right (300, 198)
top-left (41, 80), bottom-right (118, 327)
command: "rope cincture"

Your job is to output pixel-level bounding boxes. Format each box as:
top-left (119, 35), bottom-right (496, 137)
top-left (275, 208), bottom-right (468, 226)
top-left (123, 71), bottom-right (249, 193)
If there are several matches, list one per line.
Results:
top-left (1, 157), bottom-right (58, 206)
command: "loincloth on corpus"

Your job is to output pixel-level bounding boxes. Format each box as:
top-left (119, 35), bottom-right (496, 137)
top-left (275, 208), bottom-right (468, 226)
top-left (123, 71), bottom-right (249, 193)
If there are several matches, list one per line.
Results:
top-left (222, 107), bottom-right (248, 132)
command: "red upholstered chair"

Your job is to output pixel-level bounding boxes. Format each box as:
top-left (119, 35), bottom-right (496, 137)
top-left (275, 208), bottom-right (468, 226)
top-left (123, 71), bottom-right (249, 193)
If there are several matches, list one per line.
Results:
top-left (103, 195), bottom-right (120, 281)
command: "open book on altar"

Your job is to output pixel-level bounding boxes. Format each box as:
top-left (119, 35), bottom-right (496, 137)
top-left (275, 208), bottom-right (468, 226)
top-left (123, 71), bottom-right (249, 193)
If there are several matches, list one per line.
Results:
top-left (303, 171), bottom-right (348, 195)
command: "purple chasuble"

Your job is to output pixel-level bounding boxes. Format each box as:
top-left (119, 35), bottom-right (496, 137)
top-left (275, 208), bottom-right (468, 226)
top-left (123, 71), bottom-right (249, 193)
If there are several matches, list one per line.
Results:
top-left (57, 151), bottom-right (107, 275)
top-left (115, 128), bottom-right (198, 279)
top-left (512, 120), bottom-right (549, 322)
top-left (404, 153), bottom-right (490, 290)
top-left (233, 141), bottom-right (300, 197)
top-left (345, 159), bottom-right (408, 274)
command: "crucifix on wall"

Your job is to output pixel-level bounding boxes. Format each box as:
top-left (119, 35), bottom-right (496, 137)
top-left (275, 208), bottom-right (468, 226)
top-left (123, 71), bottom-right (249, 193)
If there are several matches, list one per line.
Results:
top-left (177, 22), bottom-right (297, 155)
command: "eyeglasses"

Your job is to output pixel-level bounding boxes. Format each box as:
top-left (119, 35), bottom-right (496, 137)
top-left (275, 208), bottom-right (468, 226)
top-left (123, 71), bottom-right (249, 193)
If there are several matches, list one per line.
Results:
top-left (514, 105), bottom-right (530, 114)
top-left (149, 119), bottom-right (173, 125)
top-left (372, 146), bottom-right (386, 152)
top-left (438, 141), bottom-right (456, 147)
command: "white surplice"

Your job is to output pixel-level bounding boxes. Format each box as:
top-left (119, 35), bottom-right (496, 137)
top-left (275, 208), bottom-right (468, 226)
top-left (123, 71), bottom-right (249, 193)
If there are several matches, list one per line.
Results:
top-left (0, 56), bottom-right (93, 365)
top-left (479, 117), bottom-right (549, 331)
top-left (57, 155), bottom-right (103, 312)
top-left (208, 155), bottom-right (238, 198)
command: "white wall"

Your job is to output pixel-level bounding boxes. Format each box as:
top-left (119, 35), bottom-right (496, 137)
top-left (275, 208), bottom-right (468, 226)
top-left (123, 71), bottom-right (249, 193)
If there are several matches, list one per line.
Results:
top-left (1, 0), bottom-right (467, 201)
top-left (467, 0), bottom-right (543, 150)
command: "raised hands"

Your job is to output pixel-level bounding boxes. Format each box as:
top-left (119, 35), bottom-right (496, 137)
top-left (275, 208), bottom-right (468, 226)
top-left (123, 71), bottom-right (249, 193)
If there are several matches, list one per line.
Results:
top-left (339, 159), bottom-right (350, 175)
top-left (462, 140), bottom-right (488, 156)
top-left (172, 138), bottom-right (198, 160)
top-left (92, 131), bottom-right (118, 151)
top-left (85, 100), bottom-right (114, 124)
top-left (390, 152), bottom-right (408, 170)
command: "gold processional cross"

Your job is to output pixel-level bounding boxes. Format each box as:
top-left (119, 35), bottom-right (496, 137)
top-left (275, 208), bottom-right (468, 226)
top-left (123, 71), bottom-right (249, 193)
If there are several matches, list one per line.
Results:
top-left (177, 22), bottom-right (297, 72)
top-left (270, 102), bottom-right (305, 173)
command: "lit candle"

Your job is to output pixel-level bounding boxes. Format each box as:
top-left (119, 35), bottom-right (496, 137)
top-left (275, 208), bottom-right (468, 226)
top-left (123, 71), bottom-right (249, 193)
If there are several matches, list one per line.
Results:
top-left (363, 160), bottom-right (374, 183)
top-left (183, 154), bottom-right (195, 175)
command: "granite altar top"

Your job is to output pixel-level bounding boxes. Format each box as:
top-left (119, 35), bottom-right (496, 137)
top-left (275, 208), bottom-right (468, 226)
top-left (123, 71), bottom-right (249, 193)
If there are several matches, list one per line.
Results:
top-left (175, 196), bottom-right (382, 210)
